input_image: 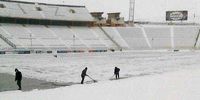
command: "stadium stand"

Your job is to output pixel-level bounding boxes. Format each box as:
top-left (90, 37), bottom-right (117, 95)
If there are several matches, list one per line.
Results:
top-left (102, 27), bottom-right (129, 49)
top-left (0, 0), bottom-right (112, 51)
top-left (0, 24), bottom-right (117, 50)
top-left (173, 26), bottom-right (199, 49)
top-left (116, 27), bottom-right (149, 49)
top-left (90, 27), bottom-right (117, 49)
top-left (0, 37), bottom-right (10, 49)
top-left (115, 25), bottom-right (200, 50)
top-left (144, 26), bottom-right (171, 49)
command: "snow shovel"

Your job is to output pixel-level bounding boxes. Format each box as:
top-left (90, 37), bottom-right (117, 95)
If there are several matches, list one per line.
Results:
top-left (87, 75), bottom-right (98, 83)
top-left (109, 74), bottom-right (115, 80)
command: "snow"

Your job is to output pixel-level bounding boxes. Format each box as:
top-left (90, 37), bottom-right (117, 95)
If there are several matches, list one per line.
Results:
top-left (0, 51), bottom-right (200, 83)
top-left (0, 51), bottom-right (200, 99)
top-left (0, 68), bottom-right (200, 100)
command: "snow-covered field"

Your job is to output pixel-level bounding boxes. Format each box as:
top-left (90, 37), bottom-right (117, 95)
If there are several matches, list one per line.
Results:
top-left (0, 51), bottom-right (200, 99)
top-left (1, 69), bottom-right (200, 100)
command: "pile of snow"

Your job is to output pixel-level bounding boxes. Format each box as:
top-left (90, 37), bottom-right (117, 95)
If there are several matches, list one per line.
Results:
top-left (0, 69), bottom-right (200, 100)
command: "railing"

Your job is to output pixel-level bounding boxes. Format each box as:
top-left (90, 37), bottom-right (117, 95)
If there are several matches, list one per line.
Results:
top-left (194, 29), bottom-right (200, 48)
top-left (0, 33), bottom-right (16, 49)
top-left (98, 26), bottom-right (122, 50)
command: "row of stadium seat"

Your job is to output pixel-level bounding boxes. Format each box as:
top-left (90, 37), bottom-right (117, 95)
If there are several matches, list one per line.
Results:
top-left (0, 24), bottom-right (199, 50)
top-left (0, 23), bottom-right (116, 50)
top-left (116, 25), bottom-right (199, 49)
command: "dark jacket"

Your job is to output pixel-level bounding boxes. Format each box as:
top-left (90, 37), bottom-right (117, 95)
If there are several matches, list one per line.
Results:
top-left (114, 67), bottom-right (120, 74)
top-left (81, 68), bottom-right (87, 77)
top-left (15, 71), bottom-right (22, 81)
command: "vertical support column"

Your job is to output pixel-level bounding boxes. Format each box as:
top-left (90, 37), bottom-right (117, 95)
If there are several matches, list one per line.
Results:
top-left (194, 29), bottom-right (200, 49)
top-left (129, 0), bottom-right (135, 26)
top-left (170, 26), bottom-right (174, 49)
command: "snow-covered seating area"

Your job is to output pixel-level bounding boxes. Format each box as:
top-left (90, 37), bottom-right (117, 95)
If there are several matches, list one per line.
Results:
top-left (90, 27), bottom-right (117, 49)
top-left (173, 26), bottom-right (199, 49)
top-left (0, 38), bottom-right (10, 49)
top-left (116, 27), bottom-right (149, 49)
top-left (144, 26), bottom-right (171, 49)
top-left (25, 25), bottom-right (56, 38)
top-left (71, 27), bottom-right (107, 49)
top-left (0, 23), bottom-right (199, 50)
top-left (0, 24), bottom-right (32, 38)
top-left (114, 25), bottom-right (200, 50)
top-left (0, 0), bottom-right (94, 22)
top-left (0, 24), bottom-right (116, 50)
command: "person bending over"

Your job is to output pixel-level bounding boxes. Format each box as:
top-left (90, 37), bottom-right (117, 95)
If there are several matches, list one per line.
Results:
top-left (81, 67), bottom-right (88, 84)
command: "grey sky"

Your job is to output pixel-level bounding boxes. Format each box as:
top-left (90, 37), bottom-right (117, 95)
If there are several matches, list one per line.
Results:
top-left (13, 0), bottom-right (200, 22)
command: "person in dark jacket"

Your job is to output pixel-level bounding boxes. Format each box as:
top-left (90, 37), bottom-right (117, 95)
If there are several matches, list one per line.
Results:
top-left (15, 68), bottom-right (22, 90)
top-left (81, 67), bottom-right (88, 84)
top-left (114, 67), bottom-right (120, 79)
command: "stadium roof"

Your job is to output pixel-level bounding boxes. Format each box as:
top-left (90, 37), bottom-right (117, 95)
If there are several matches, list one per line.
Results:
top-left (4, 0), bottom-right (84, 7)
top-left (9, 0), bottom-right (84, 6)
top-left (0, 0), bottom-right (94, 22)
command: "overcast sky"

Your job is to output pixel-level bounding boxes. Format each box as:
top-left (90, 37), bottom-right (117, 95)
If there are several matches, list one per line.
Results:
top-left (15, 0), bottom-right (200, 22)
